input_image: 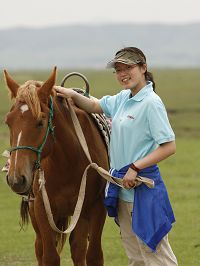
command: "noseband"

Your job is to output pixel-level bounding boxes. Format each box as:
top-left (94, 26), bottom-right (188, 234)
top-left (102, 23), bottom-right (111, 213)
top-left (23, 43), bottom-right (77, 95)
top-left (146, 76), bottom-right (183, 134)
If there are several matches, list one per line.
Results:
top-left (8, 96), bottom-right (54, 170)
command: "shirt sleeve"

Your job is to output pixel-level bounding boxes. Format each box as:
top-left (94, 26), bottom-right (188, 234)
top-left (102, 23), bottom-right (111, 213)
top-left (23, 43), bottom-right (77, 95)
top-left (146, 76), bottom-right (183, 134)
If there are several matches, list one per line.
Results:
top-left (148, 97), bottom-right (175, 144)
top-left (99, 92), bottom-right (122, 118)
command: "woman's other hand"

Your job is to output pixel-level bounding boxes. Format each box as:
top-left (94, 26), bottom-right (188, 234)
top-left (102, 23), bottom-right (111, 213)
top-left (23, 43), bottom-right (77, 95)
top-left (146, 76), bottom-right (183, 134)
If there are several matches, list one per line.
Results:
top-left (122, 168), bottom-right (138, 189)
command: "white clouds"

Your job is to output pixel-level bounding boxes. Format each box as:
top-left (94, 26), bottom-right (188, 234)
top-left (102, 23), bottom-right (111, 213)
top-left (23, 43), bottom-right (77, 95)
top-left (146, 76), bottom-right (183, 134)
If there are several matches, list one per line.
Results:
top-left (0, 0), bottom-right (200, 28)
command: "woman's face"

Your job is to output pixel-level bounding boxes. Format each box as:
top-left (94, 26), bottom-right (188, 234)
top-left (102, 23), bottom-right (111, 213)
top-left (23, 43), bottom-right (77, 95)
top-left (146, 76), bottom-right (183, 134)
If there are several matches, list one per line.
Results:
top-left (114, 62), bottom-right (147, 92)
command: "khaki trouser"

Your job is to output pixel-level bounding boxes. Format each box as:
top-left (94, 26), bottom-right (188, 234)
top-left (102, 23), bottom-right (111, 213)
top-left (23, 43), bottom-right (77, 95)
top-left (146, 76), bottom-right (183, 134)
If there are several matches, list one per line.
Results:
top-left (117, 199), bottom-right (178, 266)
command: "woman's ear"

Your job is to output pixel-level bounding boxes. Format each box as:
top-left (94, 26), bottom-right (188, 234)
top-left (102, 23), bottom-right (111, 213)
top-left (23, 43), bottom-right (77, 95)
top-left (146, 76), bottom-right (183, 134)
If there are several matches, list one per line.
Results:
top-left (142, 64), bottom-right (147, 74)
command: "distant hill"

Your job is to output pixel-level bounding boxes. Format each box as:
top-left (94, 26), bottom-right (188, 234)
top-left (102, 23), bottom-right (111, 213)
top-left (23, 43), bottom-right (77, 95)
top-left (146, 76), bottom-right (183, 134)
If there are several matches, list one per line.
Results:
top-left (0, 23), bottom-right (200, 69)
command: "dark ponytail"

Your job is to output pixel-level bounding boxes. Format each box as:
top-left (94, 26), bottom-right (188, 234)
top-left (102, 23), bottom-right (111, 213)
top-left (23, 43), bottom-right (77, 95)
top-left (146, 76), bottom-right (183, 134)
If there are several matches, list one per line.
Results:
top-left (145, 71), bottom-right (156, 91)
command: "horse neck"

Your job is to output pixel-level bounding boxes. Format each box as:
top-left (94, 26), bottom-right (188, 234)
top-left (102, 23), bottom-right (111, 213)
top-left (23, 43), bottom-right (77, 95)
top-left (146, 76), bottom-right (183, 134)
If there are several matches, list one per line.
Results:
top-left (39, 98), bottom-right (87, 196)
top-left (48, 98), bottom-right (85, 168)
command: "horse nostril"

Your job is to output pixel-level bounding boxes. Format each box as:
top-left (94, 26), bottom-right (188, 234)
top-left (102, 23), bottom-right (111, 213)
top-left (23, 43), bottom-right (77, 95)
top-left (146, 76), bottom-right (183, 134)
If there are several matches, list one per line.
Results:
top-left (20, 175), bottom-right (26, 185)
top-left (6, 174), bottom-right (9, 185)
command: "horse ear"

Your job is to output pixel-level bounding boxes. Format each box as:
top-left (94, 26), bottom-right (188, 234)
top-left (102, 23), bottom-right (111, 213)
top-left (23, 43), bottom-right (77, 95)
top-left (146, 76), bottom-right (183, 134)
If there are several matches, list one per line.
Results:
top-left (4, 70), bottom-right (20, 98)
top-left (38, 67), bottom-right (57, 102)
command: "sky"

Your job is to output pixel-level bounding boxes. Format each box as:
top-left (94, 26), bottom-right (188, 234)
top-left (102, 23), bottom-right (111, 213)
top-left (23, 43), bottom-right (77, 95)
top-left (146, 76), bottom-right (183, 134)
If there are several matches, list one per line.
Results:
top-left (0, 0), bottom-right (200, 29)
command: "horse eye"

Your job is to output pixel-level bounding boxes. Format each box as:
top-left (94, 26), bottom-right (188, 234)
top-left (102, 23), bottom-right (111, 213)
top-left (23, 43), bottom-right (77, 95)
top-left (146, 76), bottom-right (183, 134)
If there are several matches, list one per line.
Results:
top-left (36, 120), bottom-right (44, 128)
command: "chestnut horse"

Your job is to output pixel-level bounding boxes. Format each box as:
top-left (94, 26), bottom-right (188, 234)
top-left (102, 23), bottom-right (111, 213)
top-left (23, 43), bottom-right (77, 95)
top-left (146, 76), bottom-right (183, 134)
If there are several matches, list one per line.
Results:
top-left (4, 68), bottom-right (108, 266)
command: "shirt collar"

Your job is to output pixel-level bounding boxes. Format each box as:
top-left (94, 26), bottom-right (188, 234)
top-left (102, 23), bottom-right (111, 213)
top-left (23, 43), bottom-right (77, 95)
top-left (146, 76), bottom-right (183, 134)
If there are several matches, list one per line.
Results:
top-left (129, 81), bottom-right (153, 102)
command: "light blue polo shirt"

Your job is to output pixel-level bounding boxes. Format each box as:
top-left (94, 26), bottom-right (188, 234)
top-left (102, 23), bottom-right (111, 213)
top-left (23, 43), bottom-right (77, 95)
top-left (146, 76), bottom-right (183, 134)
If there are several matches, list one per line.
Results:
top-left (99, 82), bottom-right (175, 202)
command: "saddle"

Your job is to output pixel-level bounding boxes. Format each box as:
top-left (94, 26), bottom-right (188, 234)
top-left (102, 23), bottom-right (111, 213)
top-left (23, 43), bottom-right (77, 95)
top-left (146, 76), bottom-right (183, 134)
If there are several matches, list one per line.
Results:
top-left (72, 88), bottom-right (111, 153)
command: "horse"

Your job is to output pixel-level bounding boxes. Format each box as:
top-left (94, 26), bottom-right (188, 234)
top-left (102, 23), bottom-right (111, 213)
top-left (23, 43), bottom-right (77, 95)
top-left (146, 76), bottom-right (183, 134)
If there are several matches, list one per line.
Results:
top-left (4, 68), bottom-right (109, 266)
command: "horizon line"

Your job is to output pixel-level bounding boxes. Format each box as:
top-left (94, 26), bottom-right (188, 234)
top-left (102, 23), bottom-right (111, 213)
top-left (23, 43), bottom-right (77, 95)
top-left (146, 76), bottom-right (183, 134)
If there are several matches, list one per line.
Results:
top-left (0, 21), bottom-right (200, 30)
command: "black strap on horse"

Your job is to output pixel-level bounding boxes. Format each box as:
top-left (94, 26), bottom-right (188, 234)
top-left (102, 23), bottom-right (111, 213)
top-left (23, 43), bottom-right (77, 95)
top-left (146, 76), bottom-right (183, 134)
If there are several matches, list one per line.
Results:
top-left (60, 72), bottom-right (90, 97)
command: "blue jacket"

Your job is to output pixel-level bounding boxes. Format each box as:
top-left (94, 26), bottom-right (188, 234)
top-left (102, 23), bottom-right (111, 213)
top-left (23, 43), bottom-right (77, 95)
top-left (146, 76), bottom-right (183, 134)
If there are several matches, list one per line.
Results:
top-left (104, 164), bottom-right (175, 252)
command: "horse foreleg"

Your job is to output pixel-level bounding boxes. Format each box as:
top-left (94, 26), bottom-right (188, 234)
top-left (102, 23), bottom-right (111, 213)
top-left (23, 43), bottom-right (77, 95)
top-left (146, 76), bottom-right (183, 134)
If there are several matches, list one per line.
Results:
top-left (69, 217), bottom-right (89, 266)
top-left (34, 198), bottom-right (60, 266)
top-left (29, 202), bottom-right (43, 266)
top-left (86, 199), bottom-right (106, 266)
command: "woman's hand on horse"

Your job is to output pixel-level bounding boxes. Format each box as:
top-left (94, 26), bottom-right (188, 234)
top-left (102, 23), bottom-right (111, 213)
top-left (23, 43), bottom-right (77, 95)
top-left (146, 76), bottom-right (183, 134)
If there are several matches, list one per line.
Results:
top-left (122, 168), bottom-right (138, 189)
top-left (55, 86), bottom-right (102, 114)
top-left (55, 86), bottom-right (76, 99)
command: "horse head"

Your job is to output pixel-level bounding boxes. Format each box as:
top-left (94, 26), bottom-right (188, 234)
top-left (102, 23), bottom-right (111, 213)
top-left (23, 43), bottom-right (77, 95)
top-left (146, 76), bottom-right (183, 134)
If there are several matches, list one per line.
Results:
top-left (4, 67), bottom-right (57, 195)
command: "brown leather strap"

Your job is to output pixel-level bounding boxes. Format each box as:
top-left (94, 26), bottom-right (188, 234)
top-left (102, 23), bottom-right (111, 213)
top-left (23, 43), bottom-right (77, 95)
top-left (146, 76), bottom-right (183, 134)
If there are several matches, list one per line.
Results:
top-left (130, 163), bottom-right (141, 173)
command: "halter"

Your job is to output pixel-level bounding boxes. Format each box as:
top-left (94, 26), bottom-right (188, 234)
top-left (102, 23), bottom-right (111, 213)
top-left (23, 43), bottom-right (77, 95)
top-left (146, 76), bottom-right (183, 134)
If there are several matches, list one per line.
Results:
top-left (9, 96), bottom-right (54, 169)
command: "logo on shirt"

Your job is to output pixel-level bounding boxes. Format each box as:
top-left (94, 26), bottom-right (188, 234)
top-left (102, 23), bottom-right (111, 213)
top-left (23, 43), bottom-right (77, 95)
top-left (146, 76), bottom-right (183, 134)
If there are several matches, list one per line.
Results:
top-left (127, 115), bottom-right (135, 120)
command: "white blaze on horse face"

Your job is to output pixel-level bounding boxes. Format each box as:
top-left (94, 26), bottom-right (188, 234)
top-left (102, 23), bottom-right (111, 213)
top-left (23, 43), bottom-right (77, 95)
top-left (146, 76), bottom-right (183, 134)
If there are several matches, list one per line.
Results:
top-left (14, 131), bottom-right (22, 182)
top-left (20, 104), bottom-right (29, 113)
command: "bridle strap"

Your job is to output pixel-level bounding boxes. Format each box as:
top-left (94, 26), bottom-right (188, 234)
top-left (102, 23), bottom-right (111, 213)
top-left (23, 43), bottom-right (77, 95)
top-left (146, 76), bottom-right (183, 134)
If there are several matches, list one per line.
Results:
top-left (8, 96), bottom-right (54, 169)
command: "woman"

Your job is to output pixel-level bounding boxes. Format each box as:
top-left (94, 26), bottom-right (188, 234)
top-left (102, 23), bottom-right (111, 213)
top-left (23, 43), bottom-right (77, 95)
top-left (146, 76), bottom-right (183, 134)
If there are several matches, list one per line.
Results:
top-left (55, 47), bottom-right (178, 265)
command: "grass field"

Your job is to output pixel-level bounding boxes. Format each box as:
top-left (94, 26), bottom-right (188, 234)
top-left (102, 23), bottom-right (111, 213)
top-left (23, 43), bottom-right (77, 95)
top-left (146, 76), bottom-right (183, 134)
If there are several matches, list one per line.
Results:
top-left (0, 69), bottom-right (200, 265)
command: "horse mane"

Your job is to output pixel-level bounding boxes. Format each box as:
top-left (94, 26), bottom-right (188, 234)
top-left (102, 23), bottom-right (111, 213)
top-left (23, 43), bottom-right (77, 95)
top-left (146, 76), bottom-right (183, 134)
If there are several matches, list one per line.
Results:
top-left (16, 80), bottom-right (55, 119)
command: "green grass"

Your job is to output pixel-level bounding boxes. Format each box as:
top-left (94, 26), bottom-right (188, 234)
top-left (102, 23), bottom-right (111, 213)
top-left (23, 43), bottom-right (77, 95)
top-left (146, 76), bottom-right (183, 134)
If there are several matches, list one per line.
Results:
top-left (0, 69), bottom-right (200, 265)
top-left (159, 138), bottom-right (200, 266)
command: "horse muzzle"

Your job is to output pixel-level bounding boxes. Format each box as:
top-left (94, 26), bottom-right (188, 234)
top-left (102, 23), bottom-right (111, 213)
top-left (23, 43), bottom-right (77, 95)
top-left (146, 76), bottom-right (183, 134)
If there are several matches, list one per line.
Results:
top-left (6, 174), bottom-right (31, 194)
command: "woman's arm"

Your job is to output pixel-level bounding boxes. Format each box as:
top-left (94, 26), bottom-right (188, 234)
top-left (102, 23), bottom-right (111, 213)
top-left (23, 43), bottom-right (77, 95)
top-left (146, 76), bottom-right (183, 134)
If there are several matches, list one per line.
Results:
top-left (134, 141), bottom-right (176, 170)
top-left (123, 141), bottom-right (176, 188)
top-left (55, 86), bottom-right (103, 114)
